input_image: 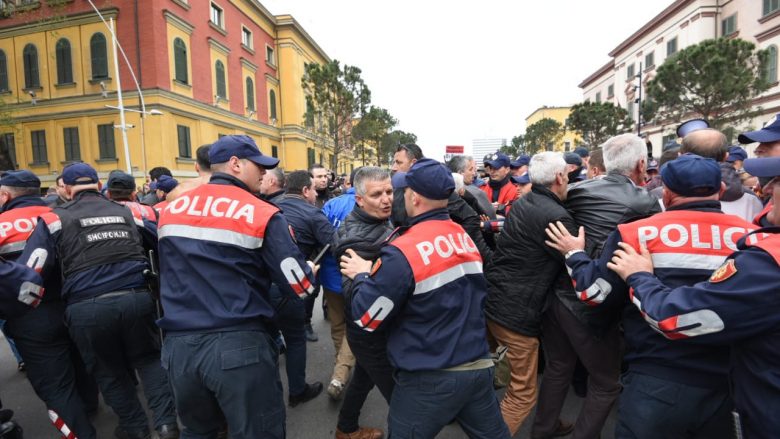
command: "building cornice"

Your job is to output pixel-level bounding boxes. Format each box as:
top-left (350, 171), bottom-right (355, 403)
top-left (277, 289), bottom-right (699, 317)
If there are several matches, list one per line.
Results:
top-left (578, 60), bottom-right (615, 89)
top-left (208, 37), bottom-right (231, 56)
top-left (756, 23), bottom-right (780, 42)
top-left (274, 14), bottom-right (330, 62)
top-left (608, 0), bottom-right (694, 57)
top-left (240, 57), bottom-right (259, 73)
top-left (264, 73), bottom-right (279, 86)
top-left (525, 106), bottom-right (572, 122)
top-left (241, 0), bottom-right (277, 30)
top-left (0, 7), bottom-right (118, 38)
top-left (163, 9), bottom-right (194, 35)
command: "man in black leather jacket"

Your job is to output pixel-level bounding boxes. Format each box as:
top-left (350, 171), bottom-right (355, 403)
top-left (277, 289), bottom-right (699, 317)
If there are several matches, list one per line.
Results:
top-left (532, 133), bottom-right (661, 439)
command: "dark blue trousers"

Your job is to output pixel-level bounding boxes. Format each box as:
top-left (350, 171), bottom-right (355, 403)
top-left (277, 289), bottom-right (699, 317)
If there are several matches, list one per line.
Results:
top-left (162, 330), bottom-right (285, 439)
top-left (269, 284), bottom-right (307, 396)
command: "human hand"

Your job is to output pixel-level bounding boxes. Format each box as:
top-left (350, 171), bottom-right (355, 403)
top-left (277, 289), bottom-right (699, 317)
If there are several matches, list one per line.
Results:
top-left (306, 260), bottom-right (320, 278)
top-left (607, 242), bottom-right (654, 281)
top-left (339, 249), bottom-right (372, 280)
top-left (545, 221), bottom-right (585, 255)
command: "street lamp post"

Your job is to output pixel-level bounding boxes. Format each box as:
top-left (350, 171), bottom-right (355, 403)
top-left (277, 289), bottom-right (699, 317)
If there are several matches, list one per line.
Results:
top-left (105, 106), bottom-right (163, 175)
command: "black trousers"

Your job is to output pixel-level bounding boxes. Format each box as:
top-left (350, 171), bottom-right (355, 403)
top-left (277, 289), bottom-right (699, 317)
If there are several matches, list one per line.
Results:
top-left (337, 327), bottom-right (395, 433)
top-left (6, 300), bottom-right (98, 439)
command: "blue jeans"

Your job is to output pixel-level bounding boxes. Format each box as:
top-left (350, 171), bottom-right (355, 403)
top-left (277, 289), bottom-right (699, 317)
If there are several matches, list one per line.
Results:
top-left (269, 284), bottom-right (307, 396)
top-left (66, 291), bottom-right (177, 434)
top-left (615, 371), bottom-right (733, 439)
top-left (388, 367), bottom-right (510, 439)
top-left (162, 330), bottom-right (285, 439)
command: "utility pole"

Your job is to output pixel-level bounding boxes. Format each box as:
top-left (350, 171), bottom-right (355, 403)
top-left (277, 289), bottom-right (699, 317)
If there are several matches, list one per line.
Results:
top-left (636, 62), bottom-right (643, 136)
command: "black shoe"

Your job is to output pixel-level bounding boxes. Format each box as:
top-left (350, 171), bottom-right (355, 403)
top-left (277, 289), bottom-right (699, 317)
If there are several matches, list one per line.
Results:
top-left (158, 424), bottom-right (180, 439)
top-left (0, 409), bottom-right (13, 423)
top-left (16, 362), bottom-right (24, 372)
top-left (305, 324), bottom-right (318, 342)
top-left (114, 426), bottom-right (151, 439)
top-left (289, 382), bottom-right (323, 407)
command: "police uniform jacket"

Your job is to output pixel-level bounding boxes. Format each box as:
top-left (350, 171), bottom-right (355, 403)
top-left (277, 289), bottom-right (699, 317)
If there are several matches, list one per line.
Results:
top-left (625, 227), bottom-right (780, 439)
top-left (156, 173), bottom-right (317, 333)
top-left (485, 185), bottom-right (577, 338)
top-left (275, 194), bottom-right (334, 259)
top-left (350, 208), bottom-right (489, 371)
top-left (0, 259), bottom-right (44, 319)
top-left (566, 201), bottom-right (756, 388)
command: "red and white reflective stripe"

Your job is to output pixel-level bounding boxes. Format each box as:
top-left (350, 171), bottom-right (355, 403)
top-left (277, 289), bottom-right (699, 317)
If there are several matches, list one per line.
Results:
top-left (355, 296), bottom-right (394, 332)
top-left (651, 253), bottom-right (728, 270)
top-left (630, 289), bottom-right (725, 340)
top-left (280, 257), bottom-right (315, 297)
top-left (578, 277), bottom-right (612, 306)
top-left (0, 241), bottom-right (25, 255)
top-left (413, 260), bottom-right (483, 296)
top-left (159, 224), bottom-right (263, 249)
top-left (48, 409), bottom-right (76, 439)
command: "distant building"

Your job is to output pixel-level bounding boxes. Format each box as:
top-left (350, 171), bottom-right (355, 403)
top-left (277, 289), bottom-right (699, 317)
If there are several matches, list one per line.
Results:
top-left (472, 138), bottom-right (506, 169)
top-left (579, 0), bottom-right (780, 157)
top-left (525, 106), bottom-right (581, 152)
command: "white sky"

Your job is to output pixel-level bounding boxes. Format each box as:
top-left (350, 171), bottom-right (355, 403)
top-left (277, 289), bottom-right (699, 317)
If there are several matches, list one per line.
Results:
top-left (262, 0), bottom-right (670, 159)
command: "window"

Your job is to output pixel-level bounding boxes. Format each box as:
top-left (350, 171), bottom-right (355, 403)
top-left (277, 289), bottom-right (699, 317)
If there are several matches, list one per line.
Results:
top-left (766, 45), bottom-right (778, 84)
top-left (764, 0), bottom-right (780, 16)
top-left (2, 133), bottom-right (16, 166)
top-left (564, 141), bottom-right (571, 152)
top-left (307, 148), bottom-right (315, 169)
top-left (177, 125), bottom-right (191, 158)
top-left (242, 27), bottom-right (252, 49)
top-left (269, 89), bottom-right (277, 120)
top-left (173, 38), bottom-right (188, 84)
top-left (90, 33), bottom-right (109, 80)
top-left (210, 3), bottom-right (223, 28)
top-left (266, 45), bottom-right (275, 66)
top-left (721, 14), bottom-right (737, 36)
top-left (607, 84), bottom-right (614, 98)
top-left (215, 60), bottom-right (226, 98)
top-left (271, 145), bottom-right (278, 158)
top-left (22, 44), bottom-right (39, 89)
top-left (0, 51), bottom-right (8, 92)
top-left (245, 77), bottom-right (255, 111)
top-left (627, 100), bottom-right (635, 120)
top-left (305, 100), bottom-right (315, 128)
top-left (666, 37), bottom-right (678, 57)
top-left (30, 130), bottom-right (47, 164)
top-left (645, 51), bottom-right (654, 69)
top-left (97, 123), bottom-right (116, 159)
top-left (626, 63), bottom-right (635, 80)
top-left (55, 39), bottom-right (73, 85)
top-left (63, 127), bottom-right (80, 161)
top-left (595, 92), bottom-right (601, 103)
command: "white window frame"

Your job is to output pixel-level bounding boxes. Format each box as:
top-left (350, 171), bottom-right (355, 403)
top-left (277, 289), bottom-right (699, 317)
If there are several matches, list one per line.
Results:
top-left (210, 2), bottom-right (224, 29)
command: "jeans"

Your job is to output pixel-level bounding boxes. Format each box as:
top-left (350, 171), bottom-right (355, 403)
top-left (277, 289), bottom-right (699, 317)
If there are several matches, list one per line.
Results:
top-left (615, 372), bottom-right (733, 439)
top-left (388, 367), bottom-right (510, 439)
top-left (269, 284), bottom-right (307, 396)
top-left (6, 301), bottom-right (98, 439)
top-left (337, 328), bottom-right (395, 433)
top-left (162, 330), bottom-right (285, 439)
top-left (66, 291), bottom-right (177, 434)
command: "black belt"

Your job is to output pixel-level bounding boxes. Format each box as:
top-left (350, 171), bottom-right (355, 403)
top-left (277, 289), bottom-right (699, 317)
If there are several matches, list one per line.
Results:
top-left (94, 288), bottom-right (149, 299)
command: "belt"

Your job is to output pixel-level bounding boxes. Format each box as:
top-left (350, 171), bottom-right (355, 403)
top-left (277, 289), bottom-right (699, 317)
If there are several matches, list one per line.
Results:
top-left (95, 288), bottom-right (149, 299)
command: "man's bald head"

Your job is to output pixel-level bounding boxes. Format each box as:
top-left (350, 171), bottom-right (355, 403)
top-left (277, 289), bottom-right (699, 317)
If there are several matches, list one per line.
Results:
top-left (681, 128), bottom-right (728, 162)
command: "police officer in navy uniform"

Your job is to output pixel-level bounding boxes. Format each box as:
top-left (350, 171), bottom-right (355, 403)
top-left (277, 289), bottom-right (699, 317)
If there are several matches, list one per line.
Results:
top-left (20, 163), bottom-right (178, 439)
top-left (106, 171), bottom-right (158, 221)
top-left (0, 170), bottom-right (99, 439)
top-left (341, 158), bottom-right (510, 438)
top-left (607, 155), bottom-right (780, 439)
top-left (545, 154), bottom-right (753, 439)
top-left (156, 135), bottom-right (318, 439)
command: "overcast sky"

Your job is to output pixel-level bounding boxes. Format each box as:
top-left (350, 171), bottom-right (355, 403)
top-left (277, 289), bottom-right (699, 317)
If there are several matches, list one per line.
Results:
top-left (262, 0), bottom-right (669, 159)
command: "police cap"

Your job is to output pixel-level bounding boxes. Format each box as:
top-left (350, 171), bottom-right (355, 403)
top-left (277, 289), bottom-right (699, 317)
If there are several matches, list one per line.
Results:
top-left (661, 154), bottom-right (721, 197)
top-left (393, 158), bottom-right (454, 200)
top-left (0, 170), bottom-right (40, 188)
top-left (62, 163), bottom-right (99, 186)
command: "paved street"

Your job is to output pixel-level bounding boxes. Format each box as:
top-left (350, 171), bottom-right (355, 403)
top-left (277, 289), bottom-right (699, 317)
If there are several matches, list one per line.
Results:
top-left (0, 295), bottom-right (616, 438)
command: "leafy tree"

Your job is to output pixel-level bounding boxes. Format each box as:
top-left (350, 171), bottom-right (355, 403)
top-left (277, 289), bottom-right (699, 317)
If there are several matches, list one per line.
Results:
top-left (568, 101), bottom-right (634, 147)
top-left (645, 38), bottom-right (770, 129)
top-left (352, 106), bottom-right (397, 166)
top-left (499, 135), bottom-right (525, 156)
top-left (0, 98), bottom-right (15, 171)
top-left (524, 118), bottom-right (563, 154)
top-left (378, 130), bottom-right (417, 167)
top-left (302, 60), bottom-right (371, 172)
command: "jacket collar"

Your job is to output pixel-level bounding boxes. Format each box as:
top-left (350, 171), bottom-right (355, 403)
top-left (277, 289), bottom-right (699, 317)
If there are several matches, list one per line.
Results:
top-left (1, 194), bottom-right (47, 213)
top-left (665, 200), bottom-right (722, 213)
top-left (488, 175), bottom-right (511, 190)
top-left (351, 205), bottom-right (391, 225)
top-left (209, 172), bottom-right (253, 193)
top-left (530, 184), bottom-right (565, 206)
top-left (408, 207), bottom-right (450, 226)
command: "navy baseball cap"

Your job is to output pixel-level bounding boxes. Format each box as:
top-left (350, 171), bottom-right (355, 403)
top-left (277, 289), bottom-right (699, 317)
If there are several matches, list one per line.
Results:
top-left (663, 140), bottom-right (681, 152)
top-left (209, 135), bottom-right (279, 168)
top-left (107, 171), bottom-right (136, 190)
top-left (511, 173), bottom-right (530, 185)
top-left (0, 170), bottom-right (40, 188)
top-left (564, 152), bottom-right (582, 167)
top-left (726, 145), bottom-right (748, 163)
top-left (573, 147), bottom-right (590, 158)
top-left (394, 158), bottom-right (454, 200)
top-left (510, 154), bottom-right (530, 169)
top-left (738, 115), bottom-right (780, 144)
top-left (676, 118), bottom-right (709, 138)
top-left (150, 175), bottom-right (178, 193)
top-left (62, 163), bottom-right (99, 185)
top-left (484, 152), bottom-right (510, 169)
top-left (647, 159), bottom-right (659, 171)
top-left (743, 157), bottom-right (780, 178)
top-left (661, 154), bottom-right (721, 197)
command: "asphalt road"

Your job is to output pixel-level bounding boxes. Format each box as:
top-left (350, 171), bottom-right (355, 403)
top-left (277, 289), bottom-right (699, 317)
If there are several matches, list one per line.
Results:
top-left (0, 295), bottom-right (616, 438)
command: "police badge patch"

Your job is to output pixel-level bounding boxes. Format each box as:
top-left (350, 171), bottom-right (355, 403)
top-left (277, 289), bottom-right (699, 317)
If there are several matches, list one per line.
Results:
top-left (709, 259), bottom-right (737, 283)
top-left (370, 258), bottom-right (382, 276)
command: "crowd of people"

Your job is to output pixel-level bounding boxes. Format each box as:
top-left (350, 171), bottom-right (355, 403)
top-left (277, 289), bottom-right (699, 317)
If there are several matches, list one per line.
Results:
top-left (0, 116), bottom-right (779, 439)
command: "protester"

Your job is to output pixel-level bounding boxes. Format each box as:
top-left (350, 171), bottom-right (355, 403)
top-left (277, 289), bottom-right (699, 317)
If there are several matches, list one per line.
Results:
top-left (481, 152), bottom-right (518, 216)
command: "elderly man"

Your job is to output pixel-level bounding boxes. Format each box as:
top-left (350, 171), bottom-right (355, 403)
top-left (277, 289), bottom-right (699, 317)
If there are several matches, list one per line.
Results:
top-left (532, 133), bottom-right (661, 439)
top-left (260, 168), bottom-right (286, 202)
top-left (546, 154), bottom-right (752, 439)
top-left (484, 152), bottom-right (574, 436)
top-left (481, 152), bottom-right (518, 216)
top-left (448, 155), bottom-right (495, 219)
top-left (342, 159), bottom-right (510, 438)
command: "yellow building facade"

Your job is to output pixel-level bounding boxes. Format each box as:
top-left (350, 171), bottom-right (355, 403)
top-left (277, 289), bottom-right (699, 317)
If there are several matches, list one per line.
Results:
top-left (524, 106), bottom-right (582, 152)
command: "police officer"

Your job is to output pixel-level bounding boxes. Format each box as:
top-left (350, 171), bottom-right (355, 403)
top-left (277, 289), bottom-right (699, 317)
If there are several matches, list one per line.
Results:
top-left (156, 135), bottom-right (318, 439)
top-left (151, 175), bottom-right (178, 212)
top-left (607, 157), bottom-right (780, 439)
top-left (341, 158), bottom-right (510, 438)
top-left (106, 171), bottom-right (158, 221)
top-left (0, 170), bottom-right (98, 439)
top-left (545, 154), bottom-right (754, 438)
top-left (19, 162), bottom-right (178, 439)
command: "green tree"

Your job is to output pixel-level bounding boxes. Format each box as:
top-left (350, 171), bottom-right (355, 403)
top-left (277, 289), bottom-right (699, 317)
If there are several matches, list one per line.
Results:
top-left (378, 130), bottom-right (417, 167)
top-left (0, 98), bottom-right (16, 171)
top-left (524, 118), bottom-right (563, 154)
top-left (568, 101), bottom-right (634, 147)
top-left (645, 38), bottom-right (770, 129)
top-left (352, 106), bottom-right (397, 166)
top-left (302, 60), bottom-right (371, 172)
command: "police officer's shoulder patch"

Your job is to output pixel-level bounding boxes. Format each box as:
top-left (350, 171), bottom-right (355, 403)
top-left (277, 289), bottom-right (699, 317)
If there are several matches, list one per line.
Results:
top-left (370, 258), bottom-right (382, 276)
top-left (710, 259), bottom-right (737, 283)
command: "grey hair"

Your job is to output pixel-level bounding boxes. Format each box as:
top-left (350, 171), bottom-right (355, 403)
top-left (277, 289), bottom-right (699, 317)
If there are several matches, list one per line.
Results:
top-left (528, 151), bottom-right (566, 186)
top-left (451, 173), bottom-right (464, 192)
top-left (266, 168), bottom-right (286, 188)
top-left (447, 155), bottom-right (473, 173)
top-left (353, 166), bottom-right (390, 196)
top-left (602, 133), bottom-right (646, 175)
